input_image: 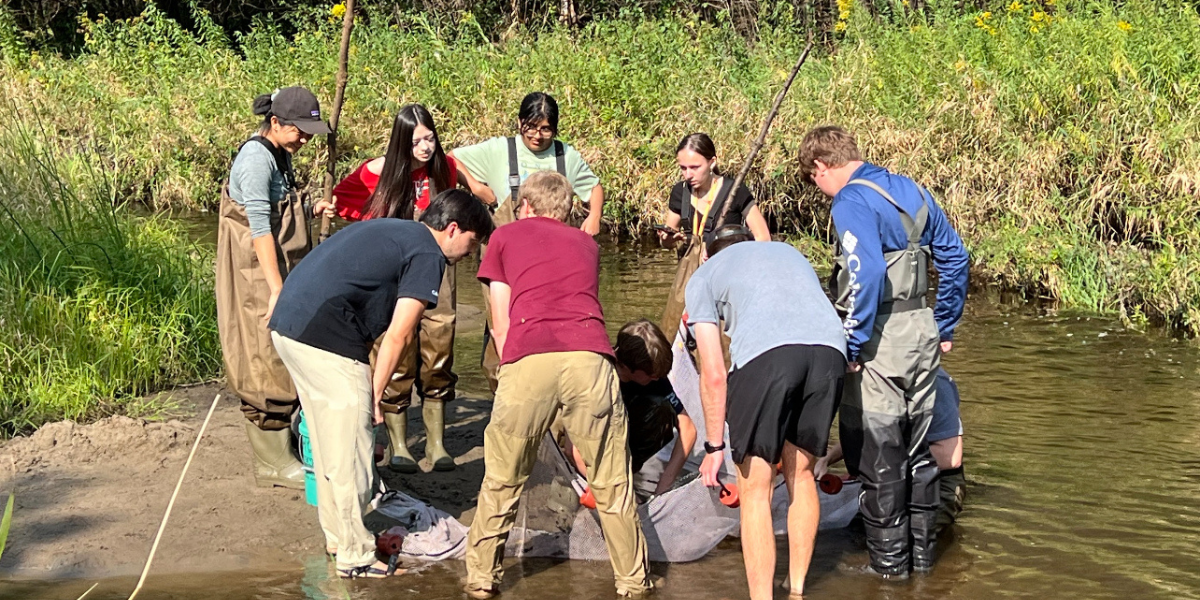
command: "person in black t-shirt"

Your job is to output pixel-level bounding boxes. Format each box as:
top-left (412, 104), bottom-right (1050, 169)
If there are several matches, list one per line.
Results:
top-left (565, 319), bottom-right (698, 500)
top-left (269, 190), bottom-right (493, 579)
top-left (657, 133), bottom-right (772, 342)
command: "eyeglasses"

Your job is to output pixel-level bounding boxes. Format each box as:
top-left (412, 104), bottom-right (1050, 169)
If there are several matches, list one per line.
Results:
top-left (521, 124), bottom-right (555, 137)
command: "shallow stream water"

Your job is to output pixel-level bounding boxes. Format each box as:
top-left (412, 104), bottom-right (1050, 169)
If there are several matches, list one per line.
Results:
top-left (5, 228), bottom-right (1200, 600)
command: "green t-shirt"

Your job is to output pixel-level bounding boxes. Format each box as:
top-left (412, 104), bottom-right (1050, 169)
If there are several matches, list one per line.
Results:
top-left (452, 136), bottom-right (599, 207)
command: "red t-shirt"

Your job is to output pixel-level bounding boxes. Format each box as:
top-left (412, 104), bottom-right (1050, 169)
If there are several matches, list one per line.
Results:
top-left (477, 217), bottom-right (614, 366)
top-left (331, 156), bottom-right (458, 221)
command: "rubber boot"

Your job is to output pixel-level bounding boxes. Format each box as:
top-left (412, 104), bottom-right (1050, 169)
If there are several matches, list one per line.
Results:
top-left (383, 410), bottom-right (419, 474)
top-left (423, 399), bottom-right (455, 472)
top-left (910, 510), bottom-right (938, 573)
top-left (245, 423), bottom-right (305, 490)
top-left (936, 466), bottom-right (966, 533)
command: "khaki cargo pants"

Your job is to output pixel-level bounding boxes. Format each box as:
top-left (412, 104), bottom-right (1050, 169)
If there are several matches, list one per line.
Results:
top-left (465, 351), bottom-right (651, 596)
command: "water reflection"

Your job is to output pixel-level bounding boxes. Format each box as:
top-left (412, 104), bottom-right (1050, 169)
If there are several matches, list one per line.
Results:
top-left (5, 222), bottom-right (1200, 599)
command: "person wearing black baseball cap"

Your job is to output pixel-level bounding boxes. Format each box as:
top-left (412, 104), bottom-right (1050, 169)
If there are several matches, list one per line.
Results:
top-left (216, 86), bottom-right (333, 491)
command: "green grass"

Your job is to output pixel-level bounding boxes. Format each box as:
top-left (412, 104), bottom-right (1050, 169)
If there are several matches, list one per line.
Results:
top-left (0, 118), bottom-right (219, 436)
top-left (0, 1), bottom-right (1198, 430)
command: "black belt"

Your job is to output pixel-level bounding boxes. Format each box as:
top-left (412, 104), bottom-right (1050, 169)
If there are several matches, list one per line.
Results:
top-left (880, 297), bottom-right (927, 314)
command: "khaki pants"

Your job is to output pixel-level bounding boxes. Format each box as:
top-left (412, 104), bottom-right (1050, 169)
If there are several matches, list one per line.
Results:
top-left (466, 351), bottom-right (651, 595)
top-left (376, 264), bottom-right (458, 411)
top-left (272, 332), bottom-right (376, 569)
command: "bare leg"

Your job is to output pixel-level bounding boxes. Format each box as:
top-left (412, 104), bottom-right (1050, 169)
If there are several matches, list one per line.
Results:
top-left (736, 456), bottom-right (778, 600)
top-left (780, 442), bottom-right (819, 596)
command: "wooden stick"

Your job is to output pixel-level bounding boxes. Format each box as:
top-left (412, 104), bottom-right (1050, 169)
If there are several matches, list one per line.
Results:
top-left (319, 0), bottom-right (356, 243)
top-left (127, 395), bottom-right (221, 600)
top-left (716, 40), bottom-right (814, 227)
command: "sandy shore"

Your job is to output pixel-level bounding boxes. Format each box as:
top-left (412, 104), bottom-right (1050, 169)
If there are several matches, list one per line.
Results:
top-left (0, 382), bottom-right (495, 580)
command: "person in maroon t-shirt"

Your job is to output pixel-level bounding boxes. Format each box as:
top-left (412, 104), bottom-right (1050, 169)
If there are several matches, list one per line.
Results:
top-left (463, 172), bottom-right (651, 599)
top-left (327, 103), bottom-right (489, 474)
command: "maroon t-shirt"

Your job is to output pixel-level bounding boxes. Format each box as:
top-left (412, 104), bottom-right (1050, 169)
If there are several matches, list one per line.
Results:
top-left (477, 217), bottom-right (613, 366)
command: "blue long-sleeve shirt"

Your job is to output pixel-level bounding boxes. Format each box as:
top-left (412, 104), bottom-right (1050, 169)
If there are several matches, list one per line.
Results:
top-left (830, 163), bottom-right (969, 361)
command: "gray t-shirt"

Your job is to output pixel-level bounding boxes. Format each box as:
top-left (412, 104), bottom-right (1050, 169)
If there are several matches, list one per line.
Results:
top-left (228, 141), bottom-right (288, 238)
top-left (685, 241), bottom-right (847, 370)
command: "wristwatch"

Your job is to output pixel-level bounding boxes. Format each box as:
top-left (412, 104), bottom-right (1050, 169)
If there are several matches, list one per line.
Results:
top-left (704, 441), bottom-right (726, 454)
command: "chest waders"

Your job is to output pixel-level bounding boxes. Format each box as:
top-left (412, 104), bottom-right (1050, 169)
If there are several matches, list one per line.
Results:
top-left (216, 136), bottom-right (311, 489)
top-left (659, 178), bottom-right (735, 344)
top-left (832, 179), bottom-right (942, 575)
top-left (377, 173), bottom-right (461, 473)
top-left (478, 138), bottom-right (568, 393)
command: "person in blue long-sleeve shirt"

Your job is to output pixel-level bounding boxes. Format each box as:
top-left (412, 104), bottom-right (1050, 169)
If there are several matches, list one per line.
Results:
top-left (800, 125), bottom-right (969, 578)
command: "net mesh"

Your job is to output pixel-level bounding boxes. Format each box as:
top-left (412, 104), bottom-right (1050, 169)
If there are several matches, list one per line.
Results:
top-left (507, 332), bottom-right (860, 563)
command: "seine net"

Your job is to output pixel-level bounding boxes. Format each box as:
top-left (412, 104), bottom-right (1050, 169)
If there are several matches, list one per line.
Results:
top-left (505, 333), bottom-right (859, 563)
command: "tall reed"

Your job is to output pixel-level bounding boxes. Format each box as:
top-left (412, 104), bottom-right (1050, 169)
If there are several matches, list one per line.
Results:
top-left (0, 116), bottom-right (219, 435)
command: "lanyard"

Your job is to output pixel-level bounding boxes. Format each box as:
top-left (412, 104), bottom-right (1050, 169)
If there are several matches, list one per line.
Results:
top-left (691, 177), bottom-right (721, 239)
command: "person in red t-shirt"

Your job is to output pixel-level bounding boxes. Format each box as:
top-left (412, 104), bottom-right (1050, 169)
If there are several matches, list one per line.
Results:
top-left (329, 103), bottom-right (489, 474)
top-left (464, 171), bottom-right (651, 599)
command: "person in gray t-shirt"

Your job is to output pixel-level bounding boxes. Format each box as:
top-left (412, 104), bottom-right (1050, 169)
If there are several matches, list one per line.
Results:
top-left (684, 227), bottom-right (846, 600)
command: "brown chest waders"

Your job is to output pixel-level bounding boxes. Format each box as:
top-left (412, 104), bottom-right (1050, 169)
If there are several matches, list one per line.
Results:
top-left (478, 138), bottom-right (567, 393)
top-left (369, 180), bottom-right (460, 472)
top-left (831, 179), bottom-right (942, 575)
top-left (215, 178), bottom-right (311, 431)
top-left (659, 177), bottom-right (736, 344)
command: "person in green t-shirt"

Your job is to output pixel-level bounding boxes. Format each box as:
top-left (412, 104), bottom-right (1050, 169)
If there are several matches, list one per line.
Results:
top-left (450, 92), bottom-right (605, 392)
top-left (449, 92), bottom-right (603, 235)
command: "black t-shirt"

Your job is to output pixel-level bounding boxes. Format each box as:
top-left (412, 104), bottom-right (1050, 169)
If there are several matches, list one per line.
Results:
top-left (269, 219), bottom-right (446, 362)
top-left (667, 178), bottom-right (755, 243)
top-left (622, 379), bottom-right (685, 472)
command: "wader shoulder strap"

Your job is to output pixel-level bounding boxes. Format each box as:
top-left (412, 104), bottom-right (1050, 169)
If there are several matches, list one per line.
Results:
top-left (710, 177), bottom-right (736, 231)
top-left (507, 137), bottom-right (521, 203)
top-left (244, 136), bottom-right (296, 191)
top-left (554, 140), bottom-right (566, 177)
top-left (507, 138), bottom-right (568, 203)
top-left (846, 178), bottom-right (918, 241)
top-left (679, 183), bottom-right (694, 224)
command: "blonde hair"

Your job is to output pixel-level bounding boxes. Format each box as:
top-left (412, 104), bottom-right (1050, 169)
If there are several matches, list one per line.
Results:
top-left (615, 319), bottom-right (673, 380)
top-left (798, 125), bottom-right (862, 180)
top-left (518, 170), bottom-right (572, 222)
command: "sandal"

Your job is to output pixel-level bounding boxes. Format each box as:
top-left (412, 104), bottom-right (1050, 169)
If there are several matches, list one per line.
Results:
top-left (338, 563), bottom-right (393, 579)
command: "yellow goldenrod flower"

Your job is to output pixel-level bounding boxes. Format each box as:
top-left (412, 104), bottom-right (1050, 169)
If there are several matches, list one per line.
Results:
top-left (1031, 11), bottom-right (1046, 22)
top-left (954, 59), bottom-right (968, 71)
top-left (1117, 20), bottom-right (1132, 31)
top-left (835, 21), bottom-right (848, 32)
top-left (331, 2), bottom-right (346, 19)
top-left (1007, 1), bottom-right (1023, 12)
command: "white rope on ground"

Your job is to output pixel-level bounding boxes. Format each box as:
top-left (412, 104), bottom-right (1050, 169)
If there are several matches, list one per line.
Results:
top-left (127, 394), bottom-right (221, 600)
top-left (75, 582), bottom-right (99, 600)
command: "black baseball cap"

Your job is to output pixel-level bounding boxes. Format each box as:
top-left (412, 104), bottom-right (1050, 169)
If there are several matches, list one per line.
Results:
top-left (270, 87), bottom-right (333, 135)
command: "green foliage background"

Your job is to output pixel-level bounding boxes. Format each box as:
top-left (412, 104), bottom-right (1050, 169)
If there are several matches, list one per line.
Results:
top-left (0, 0), bottom-right (1197, 432)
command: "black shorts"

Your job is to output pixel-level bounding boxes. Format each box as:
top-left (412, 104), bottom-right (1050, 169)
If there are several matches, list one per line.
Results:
top-left (726, 344), bottom-right (845, 465)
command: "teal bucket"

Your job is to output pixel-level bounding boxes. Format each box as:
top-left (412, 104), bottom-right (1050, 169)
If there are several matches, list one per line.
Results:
top-left (298, 411), bottom-right (317, 507)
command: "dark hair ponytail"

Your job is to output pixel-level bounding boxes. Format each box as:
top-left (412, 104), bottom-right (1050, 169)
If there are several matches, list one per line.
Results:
top-left (518, 92), bottom-right (559, 134)
top-left (252, 91), bottom-right (294, 134)
top-left (365, 103), bottom-right (453, 220)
